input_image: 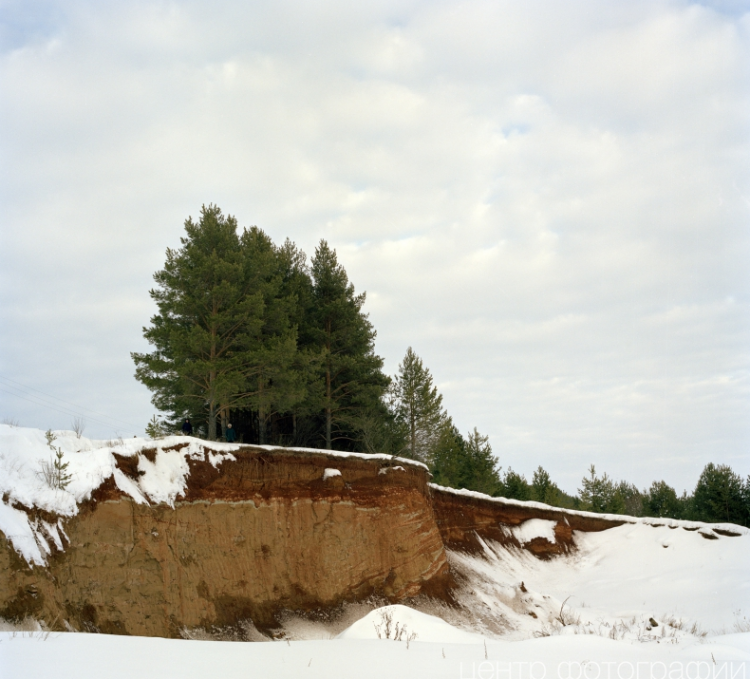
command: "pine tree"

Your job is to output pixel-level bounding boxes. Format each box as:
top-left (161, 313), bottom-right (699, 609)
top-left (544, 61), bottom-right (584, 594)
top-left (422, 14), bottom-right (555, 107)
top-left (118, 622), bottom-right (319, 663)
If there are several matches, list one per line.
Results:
top-left (578, 465), bottom-right (626, 514)
top-left (235, 228), bottom-right (310, 444)
top-left (132, 205), bottom-right (267, 440)
top-left (645, 480), bottom-right (682, 519)
top-left (501, 468), bottom-right (531, 501)
top-left (692, 463), bottom-right (747, 526)
top-left (274, 238), bottom-right (324, 445)
top-left (308, 240), bottom-right (389, 450)
top-left (463, 428), bottom-right (502, 496)
top-left (531, 466), bottom-right (555, 504)
top-left (392, 347), bottom-right (446, 462)
top-left (42, 429), bottom-right (72, 490)
top-left (530, 466), bottom-right (577, 508)
top-left (429, 419), bottom-right (468, 487)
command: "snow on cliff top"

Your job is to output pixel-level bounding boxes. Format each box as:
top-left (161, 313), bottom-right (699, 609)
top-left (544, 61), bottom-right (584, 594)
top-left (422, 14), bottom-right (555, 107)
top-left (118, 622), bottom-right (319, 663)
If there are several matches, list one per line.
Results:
top-left (0, 424), bottom-right (426, 564)
top-left (431, 483), bottom-right (749, 535)
top-left (0, 424), bottom-right (746, 567)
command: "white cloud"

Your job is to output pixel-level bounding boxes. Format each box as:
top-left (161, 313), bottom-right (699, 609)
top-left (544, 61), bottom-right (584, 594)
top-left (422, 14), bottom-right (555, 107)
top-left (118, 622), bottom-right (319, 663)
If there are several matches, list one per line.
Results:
top-left (0, 0), bottom-right (747, 493)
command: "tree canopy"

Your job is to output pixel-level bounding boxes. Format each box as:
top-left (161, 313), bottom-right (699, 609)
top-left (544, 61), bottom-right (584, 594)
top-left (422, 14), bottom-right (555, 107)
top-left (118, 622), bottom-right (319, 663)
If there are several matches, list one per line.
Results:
top-left (133, 205), bottom-right (388, 450)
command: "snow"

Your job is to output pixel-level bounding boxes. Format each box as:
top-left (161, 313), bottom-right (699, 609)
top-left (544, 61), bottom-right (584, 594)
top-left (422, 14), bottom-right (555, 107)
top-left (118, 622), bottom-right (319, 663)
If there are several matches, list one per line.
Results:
top-left (446, 521), bottom-right (750, 639)
top-left (511, 518), bottom-right (558, 544)
top-left (338, 604), bottom-right (486, 643)
top-left (323, 468), bottom-right (342, 480)
top-left (0, 501), bottom-right (46, 565)
top-left (0, 628), bottom-right (748, 679)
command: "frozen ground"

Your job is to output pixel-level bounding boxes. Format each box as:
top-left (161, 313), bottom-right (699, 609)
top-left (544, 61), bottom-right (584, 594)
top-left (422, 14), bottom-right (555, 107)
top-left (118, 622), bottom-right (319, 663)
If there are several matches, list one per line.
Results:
top-left (1, 622), bottom-right (748, 679)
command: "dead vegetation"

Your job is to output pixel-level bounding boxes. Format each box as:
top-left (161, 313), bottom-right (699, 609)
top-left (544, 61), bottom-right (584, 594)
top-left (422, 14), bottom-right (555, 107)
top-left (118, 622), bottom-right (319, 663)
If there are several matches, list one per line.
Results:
top-left (373, 609), bottom-right (418, 649)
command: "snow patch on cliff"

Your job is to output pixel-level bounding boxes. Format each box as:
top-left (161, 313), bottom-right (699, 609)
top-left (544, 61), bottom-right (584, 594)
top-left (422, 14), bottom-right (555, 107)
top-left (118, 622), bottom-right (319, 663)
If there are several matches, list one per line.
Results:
top-left (0, 425), bottom-right (241, 562)
top-left (511, 519), bottom-right (557, 544)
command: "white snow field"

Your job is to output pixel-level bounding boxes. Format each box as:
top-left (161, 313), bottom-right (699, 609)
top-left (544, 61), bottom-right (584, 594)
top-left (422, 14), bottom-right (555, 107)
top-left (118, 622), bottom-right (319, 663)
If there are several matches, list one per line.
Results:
top-left (1, 624), bottom-right (748, 679)
top-left (0, 425), bottom-right (748, 678)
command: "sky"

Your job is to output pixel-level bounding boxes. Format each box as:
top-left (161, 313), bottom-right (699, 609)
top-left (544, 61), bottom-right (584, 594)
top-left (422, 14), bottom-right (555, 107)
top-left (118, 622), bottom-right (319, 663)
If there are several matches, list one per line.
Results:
top-left (0, 0), bottom-right (748, 494)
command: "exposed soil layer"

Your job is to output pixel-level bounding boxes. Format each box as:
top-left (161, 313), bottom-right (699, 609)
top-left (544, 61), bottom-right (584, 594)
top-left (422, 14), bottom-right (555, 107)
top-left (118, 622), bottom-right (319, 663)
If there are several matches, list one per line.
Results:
top-left (430, 486), bottom-right (627, 557)
top-left (0, 448), bottom-right (447, 637)
top-left (0, 445), bottom-right (628, 638)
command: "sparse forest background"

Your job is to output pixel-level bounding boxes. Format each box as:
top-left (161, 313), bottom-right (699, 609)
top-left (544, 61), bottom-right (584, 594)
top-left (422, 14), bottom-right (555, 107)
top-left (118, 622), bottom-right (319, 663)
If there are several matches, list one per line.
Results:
top-left (133, 205), bottom-right (750, 528)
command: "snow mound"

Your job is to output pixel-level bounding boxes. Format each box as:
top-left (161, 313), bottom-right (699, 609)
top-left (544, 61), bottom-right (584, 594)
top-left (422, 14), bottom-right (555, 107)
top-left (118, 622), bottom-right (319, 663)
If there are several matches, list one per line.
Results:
top-left (511, 518), bottom-right (557, 544)
top-left (337, 605), bottom-right (486, 643)
top-left (322, 468), bottom-right (341, 480)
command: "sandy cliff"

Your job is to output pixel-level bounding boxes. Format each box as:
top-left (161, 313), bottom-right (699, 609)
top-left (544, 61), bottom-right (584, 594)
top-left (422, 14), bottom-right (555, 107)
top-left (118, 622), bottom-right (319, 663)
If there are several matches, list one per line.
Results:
top-left (1, 445), bottom-right (451, 637)
top-left (2, 431), bottom-right (725, 639)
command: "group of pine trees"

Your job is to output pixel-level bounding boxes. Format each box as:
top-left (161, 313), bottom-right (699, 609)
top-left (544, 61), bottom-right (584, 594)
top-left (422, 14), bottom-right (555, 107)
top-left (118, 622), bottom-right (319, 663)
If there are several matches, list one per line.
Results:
top-left (485, 462), bottom-right (750, 527)
top-left (133, 204), bottom-right (390, 450)
top-left (134, 205), bottom-right (749, 527)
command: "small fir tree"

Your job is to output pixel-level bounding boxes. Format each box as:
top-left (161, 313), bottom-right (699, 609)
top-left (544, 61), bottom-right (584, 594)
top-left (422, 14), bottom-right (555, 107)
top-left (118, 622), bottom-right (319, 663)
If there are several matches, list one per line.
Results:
top-left (145, 415), bottom-right (168, 439)
top-left (41, 429), bottom-right (72, 490)
top-left (392, 347), bottom-right (446, 462)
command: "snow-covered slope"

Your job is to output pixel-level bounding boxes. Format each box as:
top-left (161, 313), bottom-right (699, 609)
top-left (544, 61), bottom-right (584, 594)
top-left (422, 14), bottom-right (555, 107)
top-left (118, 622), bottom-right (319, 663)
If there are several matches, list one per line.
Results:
top-left (440, 521), bottom-right (749, 640)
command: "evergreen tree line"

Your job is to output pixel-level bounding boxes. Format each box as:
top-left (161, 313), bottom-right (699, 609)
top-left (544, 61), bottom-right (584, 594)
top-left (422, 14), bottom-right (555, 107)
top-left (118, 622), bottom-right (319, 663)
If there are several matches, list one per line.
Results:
top-left (134, 205), bottom-right (749, 528)
top-left (491, 462), bottom-right (750, 528)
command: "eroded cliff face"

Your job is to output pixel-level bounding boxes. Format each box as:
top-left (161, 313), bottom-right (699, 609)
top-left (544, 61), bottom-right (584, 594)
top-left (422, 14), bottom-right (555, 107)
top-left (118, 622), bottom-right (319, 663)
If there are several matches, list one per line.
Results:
top-left (0, 443), bottom-right (633, 638)
top-left (430, 486), bottom-right (626, 558)
top-left (0, 447), bottom-right (448, 637)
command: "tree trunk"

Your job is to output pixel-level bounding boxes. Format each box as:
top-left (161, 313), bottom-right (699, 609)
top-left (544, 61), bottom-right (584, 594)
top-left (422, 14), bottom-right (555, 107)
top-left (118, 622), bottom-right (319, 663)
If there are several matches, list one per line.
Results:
top-left (208, 403), bottom-right (217, 440)
top-left (325, 364), bottom-right (332, 450)
top-left (410, 403), bottom-right (416, 459)
top-left (208, 311), bottom-right (218, 441)
top-left (258, 376), bottom-right (266, 445)
top-left (220, 407), bottom-right (227, 441)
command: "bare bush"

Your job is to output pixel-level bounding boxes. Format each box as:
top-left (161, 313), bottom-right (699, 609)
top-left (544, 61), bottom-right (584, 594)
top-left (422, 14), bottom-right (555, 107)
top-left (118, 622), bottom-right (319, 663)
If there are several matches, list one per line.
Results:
top-left (733, 612), bottom-right (750, 633)
top-left (2, 417), bottom-right (20, 427)
top-left (556, 597), bottom-right (579, 626)
top-left (71, 417), bottom-right (85, 439)
top-left (373, 609), bottom-right (417, 648)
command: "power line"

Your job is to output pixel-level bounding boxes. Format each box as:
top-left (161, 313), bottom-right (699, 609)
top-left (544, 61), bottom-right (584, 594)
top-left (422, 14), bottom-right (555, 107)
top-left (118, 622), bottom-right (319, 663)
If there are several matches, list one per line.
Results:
top-left (0, 385), bottom-right (132, 432)
top-left (0, 376), bottom-right (143, 432)
top-left (0, 375), bottom-right (142, 429)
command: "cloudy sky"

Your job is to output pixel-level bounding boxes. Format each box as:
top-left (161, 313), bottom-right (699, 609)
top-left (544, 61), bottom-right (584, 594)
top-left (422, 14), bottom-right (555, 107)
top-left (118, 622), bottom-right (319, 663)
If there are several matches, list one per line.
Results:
top-left (1, 0), bottom-right (748, 494)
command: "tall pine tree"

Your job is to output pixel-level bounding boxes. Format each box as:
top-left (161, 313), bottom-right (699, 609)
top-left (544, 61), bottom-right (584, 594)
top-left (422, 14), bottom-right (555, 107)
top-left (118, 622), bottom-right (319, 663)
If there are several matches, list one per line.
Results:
top-left (234, 227), bottom-right (309, 444)
top-left (308, 241), bottom-right (389, 450)
top-left (132, 205), bottom-right (264, 440)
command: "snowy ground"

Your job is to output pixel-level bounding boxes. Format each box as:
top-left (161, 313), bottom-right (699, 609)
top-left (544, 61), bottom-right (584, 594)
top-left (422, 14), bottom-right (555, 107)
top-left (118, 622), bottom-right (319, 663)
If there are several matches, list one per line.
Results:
top-left (1, 620), bottom-right (748, 679)
top-left (441, 521), bottom-right (750, 640)
top-left (1, 425), bottom-right (748, 678)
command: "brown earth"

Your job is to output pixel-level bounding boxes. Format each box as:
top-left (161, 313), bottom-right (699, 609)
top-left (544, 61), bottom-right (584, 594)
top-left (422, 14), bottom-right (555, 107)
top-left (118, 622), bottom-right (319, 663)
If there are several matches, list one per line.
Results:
top-left (0, 446), bottom-right (628, 638)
